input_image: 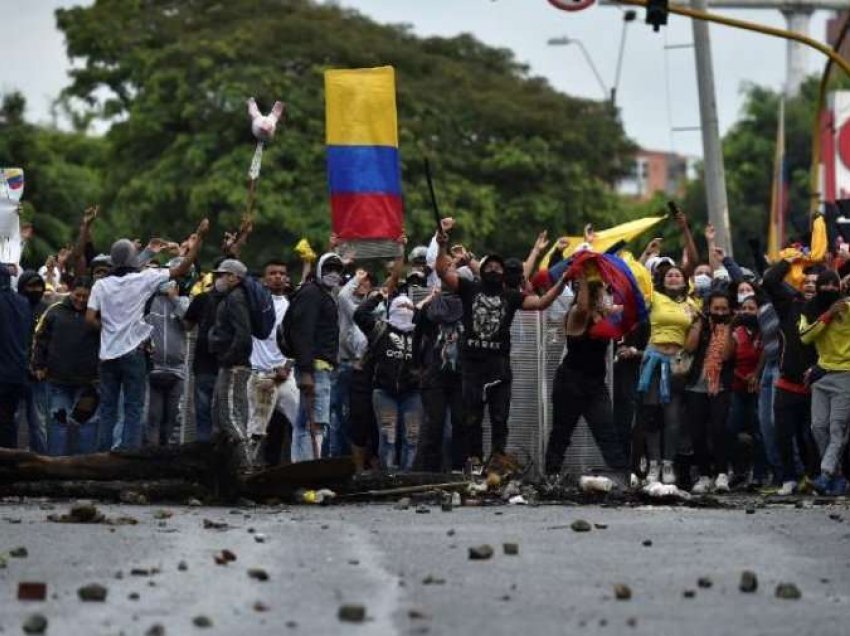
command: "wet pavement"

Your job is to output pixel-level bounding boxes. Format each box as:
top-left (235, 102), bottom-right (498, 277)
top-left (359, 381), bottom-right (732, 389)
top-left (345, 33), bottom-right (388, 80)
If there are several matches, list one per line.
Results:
top-left (1, 499), bottom-right (849, 635)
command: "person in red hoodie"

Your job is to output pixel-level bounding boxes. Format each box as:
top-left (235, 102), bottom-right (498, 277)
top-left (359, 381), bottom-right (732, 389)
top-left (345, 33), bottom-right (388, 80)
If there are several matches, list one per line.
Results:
top-left (727, 294), bottom-right (767, 488)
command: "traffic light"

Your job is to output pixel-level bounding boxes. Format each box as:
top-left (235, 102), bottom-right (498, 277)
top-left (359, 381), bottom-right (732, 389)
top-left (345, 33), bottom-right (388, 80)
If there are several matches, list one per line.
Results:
top-left (646, 0), bottom-right (668, 32)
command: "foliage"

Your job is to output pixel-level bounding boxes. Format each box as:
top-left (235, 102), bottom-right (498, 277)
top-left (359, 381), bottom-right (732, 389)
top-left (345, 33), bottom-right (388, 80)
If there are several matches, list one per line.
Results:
top-left (49, 0), bottom-right (637, 268)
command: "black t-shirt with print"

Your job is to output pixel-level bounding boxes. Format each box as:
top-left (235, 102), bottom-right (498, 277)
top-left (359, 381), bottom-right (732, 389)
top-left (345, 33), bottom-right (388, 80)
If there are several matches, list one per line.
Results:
top-left (456, 278), bottom-right (524, 360)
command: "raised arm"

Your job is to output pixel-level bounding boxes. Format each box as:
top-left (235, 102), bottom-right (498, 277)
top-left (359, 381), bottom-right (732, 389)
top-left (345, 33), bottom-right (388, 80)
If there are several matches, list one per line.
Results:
top-left (435, 227), bottom-right (459, 292)
top-left (522, 268), bottom-right (568, 311)
top-left (168, 218), bottom-right (209, 280)
top-left (674, 211), bottom-right (699, 279)
top-left (523, 231), bottom-right (549, 282)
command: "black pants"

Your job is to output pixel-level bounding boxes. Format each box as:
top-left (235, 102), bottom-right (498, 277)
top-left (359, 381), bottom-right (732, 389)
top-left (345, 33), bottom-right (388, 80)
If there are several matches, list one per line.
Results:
top-left (545, 365), bottom-right (627, 475)
top-left (461, 357), bottom-right (512, 461)
top-left (348, 367), bottom-right (377, 452)
top-left (417, 367), bottom-right (465, 471)
top-left (686, 390), bottom-right (731, 477)
top-left (774, 386), bottom-right (819, 482)
top-left (613, 359), bottom-right (640, 463)
top-left (0, 383), bottom-right (25, 448)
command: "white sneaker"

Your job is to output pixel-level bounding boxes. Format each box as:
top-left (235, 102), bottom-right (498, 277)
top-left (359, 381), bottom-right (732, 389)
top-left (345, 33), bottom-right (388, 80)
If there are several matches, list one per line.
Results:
top-left (661, 460), bottom-right (676, 485)
top-left (778, 480), bottom-right (797, 496)
top-left (691, 476), bottom-right (712, 494)
top-left (714, 473), bottom-right (730, 493)
top-left (646, 461), bottom-right (660, 484)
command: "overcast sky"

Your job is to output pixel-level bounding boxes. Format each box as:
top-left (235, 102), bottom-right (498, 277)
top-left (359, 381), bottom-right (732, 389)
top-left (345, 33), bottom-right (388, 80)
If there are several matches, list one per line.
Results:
top-left (0, 0), bottom-right (835, 158)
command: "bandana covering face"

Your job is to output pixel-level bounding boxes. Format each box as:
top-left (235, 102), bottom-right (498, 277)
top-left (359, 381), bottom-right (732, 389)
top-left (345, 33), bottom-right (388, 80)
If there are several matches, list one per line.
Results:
top-left (388, 296), bottom-right (415, 332)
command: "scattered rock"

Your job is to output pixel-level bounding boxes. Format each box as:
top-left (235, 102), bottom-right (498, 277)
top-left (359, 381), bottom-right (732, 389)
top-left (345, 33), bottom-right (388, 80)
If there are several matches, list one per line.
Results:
top-left (408, 609), bottom-right (430, 620)
top-left (338, 604), bottom-right (366, 623)
top-left (447, 529), bottom-right (456, 537)
top-left (503, 543), bottom-right (519, 556)
top-left (739, 570), bottom-right (758, 593)
top-left (78, 583), bottom-right (108, 602)
top-left (129, 592), bottom-right (140, 601)
top-left (18, 582), bottom-right (47, 601)
top-left (22, 613), bottom-right (48, 634)
top-left (145, 624), bottom-right (165, 636)
top-left (177, 560), bottom-right (188, 571)
top-left (153, 510), bottom-right (173, 520)
top-left (642, 539), bottom-right (652, 547)
top-left (415, 506), bottom-right (430, 514)
top-left (570, 519), bottom-right (592, 533)
top-left (285, 620), bottom-right (298, 629)
top-left (10, 546), bottom-right (28, 558)
top-left (626, 617), bottom-right (638, 628)
top-left (614, 583), bottom-right (632, 600)
top-left (468, 545), bottom-right (494, 560)
top-left (248, 568), bottom-right (269, 581)
top-left (131, 568), bottom-right (151, 576)
top-left (745, 508), bottom-right (755, 515)
top-left (203, 519), bottom-right (228, 530)
top-left (348, 559), bottom-right (360, 566)
top-left (253, 601), bottom-right (269, 612)
top-left (697, 576), bottom-right (713, 588)
top-left (775, 583), bottom-right (801, 599)
top-left (254, 533), bottom-right (267, 543)
top-left (69, 502), bottom-right (101, 523)
top-left (683, 589), bottom-right (696, 598)
top-left (828, 513), bottom-right (842, 522)
top-left (422, 575), bottom-right (446, 585)
top-left (192, 615), bottom-right (213, 628)
top-left (594, 523), bottom-right (608, 530)
top-left (5, 516), bottom-right (22, 523)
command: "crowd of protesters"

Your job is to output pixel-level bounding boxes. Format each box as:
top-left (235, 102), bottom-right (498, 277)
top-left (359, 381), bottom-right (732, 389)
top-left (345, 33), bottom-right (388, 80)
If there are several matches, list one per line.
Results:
top-left (1, 203), bottom-right (849, 497)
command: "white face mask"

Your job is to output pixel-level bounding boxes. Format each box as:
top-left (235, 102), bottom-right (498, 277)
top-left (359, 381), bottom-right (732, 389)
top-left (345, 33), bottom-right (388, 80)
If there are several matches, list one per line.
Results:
top-left (738, 292), bottom-right (753, 305)
top-left (321, 272), bottom-right (342, 288)
top-left (388, 306), bottom-right (415, 332)
top-left (214, 278), bottom-right (229, 293)
top-left (694, 274), bottom-right (712, 293)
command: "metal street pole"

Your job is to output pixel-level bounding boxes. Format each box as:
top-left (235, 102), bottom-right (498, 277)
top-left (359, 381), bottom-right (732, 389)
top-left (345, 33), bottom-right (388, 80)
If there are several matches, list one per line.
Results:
top-left (547, 36), bottom-right (610, 102)
top-left (611, 10), bottom-right (638, 107)
top-left (690, 0), bottom-right (733, 255)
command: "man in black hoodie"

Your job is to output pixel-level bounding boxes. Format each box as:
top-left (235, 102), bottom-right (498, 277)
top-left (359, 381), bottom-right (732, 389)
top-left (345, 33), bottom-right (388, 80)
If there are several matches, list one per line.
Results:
top-left (287, 252), bottom-right (343, 461)
top-left (32, 277), bottom-right (100, 455)
top-left (0, 266), bottom-right (31, 448)
top-left (16, 270), bottom-right (48, 453)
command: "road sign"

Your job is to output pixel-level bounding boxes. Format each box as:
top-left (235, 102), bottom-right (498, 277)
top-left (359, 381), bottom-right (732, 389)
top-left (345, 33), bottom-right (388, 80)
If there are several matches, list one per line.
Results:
top-left (547, 0), bottom-right (596, 12)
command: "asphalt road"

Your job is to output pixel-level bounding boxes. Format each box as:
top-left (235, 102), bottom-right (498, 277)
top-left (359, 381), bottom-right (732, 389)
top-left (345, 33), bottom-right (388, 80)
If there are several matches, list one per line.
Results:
top-left (1, 500), bottom-right (849, 636)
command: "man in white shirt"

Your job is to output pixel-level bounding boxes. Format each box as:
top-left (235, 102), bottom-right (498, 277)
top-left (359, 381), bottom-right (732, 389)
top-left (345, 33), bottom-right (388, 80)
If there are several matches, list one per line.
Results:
top-left (86, 220), bottom-right (208, 450)
top-left (246, 260), bottom-right (299, 466)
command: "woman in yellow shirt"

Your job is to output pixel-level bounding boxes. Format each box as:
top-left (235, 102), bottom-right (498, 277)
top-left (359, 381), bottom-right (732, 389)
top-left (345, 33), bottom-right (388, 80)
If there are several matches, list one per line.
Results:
top-left (636, 265), bottom-right (698, 485)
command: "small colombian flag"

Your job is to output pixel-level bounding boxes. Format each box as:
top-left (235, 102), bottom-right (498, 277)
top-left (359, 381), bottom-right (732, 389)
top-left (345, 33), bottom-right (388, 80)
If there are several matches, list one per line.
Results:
top-left (325, 66), bottom-right (403, 240)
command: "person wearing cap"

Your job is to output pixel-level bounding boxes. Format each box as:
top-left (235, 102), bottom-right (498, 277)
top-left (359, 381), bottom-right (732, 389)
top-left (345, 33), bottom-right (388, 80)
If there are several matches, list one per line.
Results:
top-left (286, 252), bottom-right (344, 460)
top-left (86, 220), bottom-right (208, 450)
top-left (208, 258), bottom-right (254, 463)
top-left (436, 229), bottom-right (570, 471)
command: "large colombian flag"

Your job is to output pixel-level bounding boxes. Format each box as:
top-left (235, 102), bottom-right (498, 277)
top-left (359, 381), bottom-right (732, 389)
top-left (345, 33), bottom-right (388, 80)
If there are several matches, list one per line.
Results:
top-left (325, 66), bottom-right (403, 240)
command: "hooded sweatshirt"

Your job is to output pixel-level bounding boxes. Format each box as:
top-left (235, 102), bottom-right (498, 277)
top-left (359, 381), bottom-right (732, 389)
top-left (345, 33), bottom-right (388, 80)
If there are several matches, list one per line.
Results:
top-left (0, 268), bottom-right (32, 385)
top-left (145, 289), bottom-right (190, 376)
top-left (354, 293), bottom-right (419, 395)
top-left (287, 253), bottom-right (341, 373)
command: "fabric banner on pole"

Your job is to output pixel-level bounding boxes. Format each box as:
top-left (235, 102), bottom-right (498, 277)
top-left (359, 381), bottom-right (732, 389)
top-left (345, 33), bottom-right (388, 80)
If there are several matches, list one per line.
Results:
top-left (0, 168), bottom-right (24, 264)
top-left (325, 66), bottom-right (403, 248)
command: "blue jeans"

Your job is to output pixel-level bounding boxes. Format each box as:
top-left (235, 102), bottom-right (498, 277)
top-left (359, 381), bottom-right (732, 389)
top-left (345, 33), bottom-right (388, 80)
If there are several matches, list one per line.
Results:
top-left (327, 362), bottom-right (353, 457)
top-left (17, 380), bottom-right (48, 454)
top-left (293, 369), bottom-right (332, 462)
top-left (46, 384), bottom-right (99, 456)
top-left (372, 389), bottom-right (423, 471)
top-left (99, 350), bottom-right (148, 450)
top-left (758, 360), bottom-right (781, 480)
top-left (194, 373), bottom-right (217, 442)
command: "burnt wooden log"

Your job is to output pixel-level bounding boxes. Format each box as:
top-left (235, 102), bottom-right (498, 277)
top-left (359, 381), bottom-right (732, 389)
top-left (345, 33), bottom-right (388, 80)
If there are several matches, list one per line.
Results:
top-left (0, 479), bottom-right (210, 503)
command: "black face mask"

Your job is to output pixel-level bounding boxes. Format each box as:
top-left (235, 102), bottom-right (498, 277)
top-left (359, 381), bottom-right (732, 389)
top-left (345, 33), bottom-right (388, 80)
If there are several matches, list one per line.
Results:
top-left (739, 314), bottom-right (759, 330)
top-left (504, 271), bottom-right (523, 289)
top-left (710, 313), bottom-right (731, 325)
top-left (818, 290), bottom-right (841, 308)
top-left (23, 290), bottom-right (44, 306)
top-left (481, 271), bottom-right (503, 293)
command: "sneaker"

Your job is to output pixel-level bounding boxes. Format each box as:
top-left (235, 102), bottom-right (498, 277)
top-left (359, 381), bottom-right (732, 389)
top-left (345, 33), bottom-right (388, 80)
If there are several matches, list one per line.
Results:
top-left (797, 475), bottom-right (816, 494)
top-left (813, 474), bottom-right (833, 494)
top-left (714, 473), bottom-right (730, 493)
top-left (691, 476), bottom-right (712, 495)
top-left (827, 476), bottom-right (848, 496)
top-left (661, 460), bottom-right (676, 485)
top-left (646, 461), bottom-right (660, 484)
top-left (777, 481), bottom-right (798, 496)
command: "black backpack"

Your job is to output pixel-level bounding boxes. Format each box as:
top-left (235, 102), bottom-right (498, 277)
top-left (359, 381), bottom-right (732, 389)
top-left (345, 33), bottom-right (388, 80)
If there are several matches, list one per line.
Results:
top-left (242, 276), bottom-right (276, 340)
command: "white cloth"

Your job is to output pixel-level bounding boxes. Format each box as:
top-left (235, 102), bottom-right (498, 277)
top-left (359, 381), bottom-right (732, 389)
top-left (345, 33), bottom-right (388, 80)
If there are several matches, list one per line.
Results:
top-left (88, 269), bottom-right (169, 360)
top-left (250, 294), bottom-right (289, 371)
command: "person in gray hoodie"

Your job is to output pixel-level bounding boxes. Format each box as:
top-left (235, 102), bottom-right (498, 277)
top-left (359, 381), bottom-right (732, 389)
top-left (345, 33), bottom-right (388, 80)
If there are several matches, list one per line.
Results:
top-left (144, 266), bottom-right (190, 447)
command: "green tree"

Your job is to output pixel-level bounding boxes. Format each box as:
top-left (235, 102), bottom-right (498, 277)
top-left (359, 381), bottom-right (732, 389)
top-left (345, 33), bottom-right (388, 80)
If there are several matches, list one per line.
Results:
top-left (55, 0), bottom-right (636, 267)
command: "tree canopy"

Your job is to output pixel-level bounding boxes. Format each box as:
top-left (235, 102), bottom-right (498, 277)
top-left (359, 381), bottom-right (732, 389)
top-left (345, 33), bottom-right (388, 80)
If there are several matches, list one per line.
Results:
top-left (38, 0), bottom-right (637, 267)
